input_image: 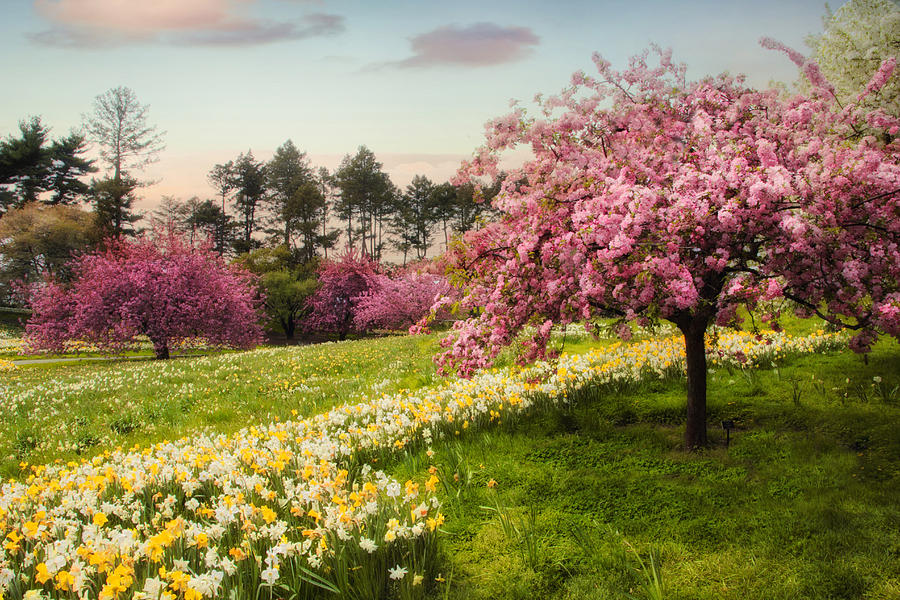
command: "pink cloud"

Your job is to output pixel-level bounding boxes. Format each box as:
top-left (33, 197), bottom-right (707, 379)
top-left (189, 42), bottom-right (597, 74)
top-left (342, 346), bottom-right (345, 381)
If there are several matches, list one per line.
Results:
top-left (394, 23), bottom-right (539, 68)
top-left (35, 0), bottom-right (238, 33)
top-left (30, 0), bottom-right (344, 47)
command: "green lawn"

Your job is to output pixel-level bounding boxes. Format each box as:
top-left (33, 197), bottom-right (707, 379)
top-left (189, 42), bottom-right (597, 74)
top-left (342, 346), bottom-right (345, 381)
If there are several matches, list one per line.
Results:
top-left (387, 339), bottom-right (900, 599)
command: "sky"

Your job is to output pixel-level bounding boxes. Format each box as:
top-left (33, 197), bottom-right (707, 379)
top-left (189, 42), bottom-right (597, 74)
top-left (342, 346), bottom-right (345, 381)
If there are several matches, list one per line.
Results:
top-left (0, 0), bottom-right (836, 214)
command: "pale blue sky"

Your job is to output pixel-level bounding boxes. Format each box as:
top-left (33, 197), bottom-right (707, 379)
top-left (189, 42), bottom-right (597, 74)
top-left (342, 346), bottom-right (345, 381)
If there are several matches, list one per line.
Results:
top-left (1, 0), bottom-right (832, 211)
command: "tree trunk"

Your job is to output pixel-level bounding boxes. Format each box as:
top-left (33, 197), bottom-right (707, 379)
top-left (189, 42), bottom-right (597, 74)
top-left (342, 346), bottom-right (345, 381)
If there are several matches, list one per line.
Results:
top-left (679, 318), bottom-right (708, 449)
top-left (285, 318), bottom-right (295, 341)
top-left (152, 338), bottom-right (170, 360)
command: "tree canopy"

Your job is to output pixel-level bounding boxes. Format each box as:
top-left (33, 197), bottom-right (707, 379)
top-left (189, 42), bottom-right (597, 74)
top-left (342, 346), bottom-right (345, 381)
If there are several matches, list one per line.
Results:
top-left (83, 86), bottom-right (165, 237)
top-left (25, 231), bottom-right (264, 359)
top-left (237, 245), bottom-right (317, 340)
top-left (437, 44), bottom-right (900, 448)
top-left (804, 0), bottom-right (900, 119)
top-left (304, 249), bottom-right (378, 340)
top-left (0, 117), bottom-right (95, 213)
top-left (0, 202), bottom-right (98, 305)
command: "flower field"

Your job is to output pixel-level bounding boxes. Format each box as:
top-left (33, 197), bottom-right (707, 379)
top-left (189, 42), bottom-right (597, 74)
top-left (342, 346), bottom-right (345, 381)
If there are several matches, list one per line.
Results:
top-left (0, 328), bottom-right (853, 599)
top-left (0, 336), bottom-right (441, 475)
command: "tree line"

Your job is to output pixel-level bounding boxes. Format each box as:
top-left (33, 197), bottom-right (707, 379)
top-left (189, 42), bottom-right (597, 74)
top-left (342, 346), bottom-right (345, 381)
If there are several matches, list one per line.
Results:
top-left (193, 143), bottom-right (501, 262)
top-left (0, 86), bottom-right (499, 315)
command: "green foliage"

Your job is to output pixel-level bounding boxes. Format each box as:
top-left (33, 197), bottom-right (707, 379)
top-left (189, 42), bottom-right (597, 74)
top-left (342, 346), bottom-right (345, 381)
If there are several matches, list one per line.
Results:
top-left (430, 179), bottom-right (503, 251)
top-left (0, 202), bottom-right (99, 305)
top-left (89, 174), bottom-right (141, 238)
top-left (236, 245), bottom-right (318, 339)
top-left (334, 146), bottom-right (396, 260)
top-left (392, 175), bottom-right (438, 263)
top-left (804, 0), bottom-right (900, 118)
top-left (0, 116), bottom-right (96, 212)
top-left (230, 150), bottom-right (267, 252)
top-left (265, 140), bottom-right (328, 261)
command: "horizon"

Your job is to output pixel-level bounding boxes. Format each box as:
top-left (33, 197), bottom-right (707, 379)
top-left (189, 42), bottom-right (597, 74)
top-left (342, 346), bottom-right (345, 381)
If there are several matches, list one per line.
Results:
top-left (2, 0), bottom-right (833, 214)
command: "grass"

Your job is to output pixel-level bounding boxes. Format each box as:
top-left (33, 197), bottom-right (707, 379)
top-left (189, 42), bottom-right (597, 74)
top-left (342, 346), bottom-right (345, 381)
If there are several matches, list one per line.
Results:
top-left (1, 318), bottom-right (898, 598)
top-left (383, 338), bottom-right (900, 599)
top-left (0, 334), bottom-right (441, 477)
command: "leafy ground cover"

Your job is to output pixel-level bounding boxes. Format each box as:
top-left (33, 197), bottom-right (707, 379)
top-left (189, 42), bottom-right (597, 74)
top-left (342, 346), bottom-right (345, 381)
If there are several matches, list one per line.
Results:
top-left (0, 323), bottom-right (897, 599)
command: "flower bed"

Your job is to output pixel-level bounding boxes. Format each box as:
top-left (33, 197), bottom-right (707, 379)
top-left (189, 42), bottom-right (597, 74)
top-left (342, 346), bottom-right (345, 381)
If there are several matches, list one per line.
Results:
top-left (0, 329), bottom-right (846, 599)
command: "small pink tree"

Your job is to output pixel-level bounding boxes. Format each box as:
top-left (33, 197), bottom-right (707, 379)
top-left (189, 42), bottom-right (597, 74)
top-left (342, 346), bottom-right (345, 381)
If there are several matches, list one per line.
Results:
top-left (354, 271), bottom-right (452, 331)
top-left (440, 43), bottom-right (900, 448)
top-left (25, 231), bottom-right (264, 359)
top-left (304, 248), bottom-right (379, 340)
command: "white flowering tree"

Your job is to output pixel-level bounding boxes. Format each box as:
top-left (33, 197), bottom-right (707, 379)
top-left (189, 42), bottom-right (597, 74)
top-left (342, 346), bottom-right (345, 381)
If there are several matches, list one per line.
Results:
top-left (805, 0), bottom-right (900, 117)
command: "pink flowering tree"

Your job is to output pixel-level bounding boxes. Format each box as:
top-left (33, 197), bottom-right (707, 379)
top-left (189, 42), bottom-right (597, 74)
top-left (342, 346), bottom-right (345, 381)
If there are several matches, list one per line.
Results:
top-left (439, 43), bottom-right (900, 448)
top-left (354, 270), bottom-right (452, 331)
top-left (25, 231), bottom-right (264, 359)
top-left (304, 248), bottom-right (379, 340)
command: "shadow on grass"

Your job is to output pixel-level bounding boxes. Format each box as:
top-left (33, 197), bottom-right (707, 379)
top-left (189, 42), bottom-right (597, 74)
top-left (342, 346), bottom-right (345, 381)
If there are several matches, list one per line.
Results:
top-left (386, 342), bottom-right (900, 599)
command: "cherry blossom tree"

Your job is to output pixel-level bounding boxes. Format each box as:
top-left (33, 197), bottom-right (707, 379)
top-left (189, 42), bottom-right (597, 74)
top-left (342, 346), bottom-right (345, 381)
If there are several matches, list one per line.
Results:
top-left (304, 248), bottom-right (379, 340)
top-left (25, 230), bottom-right (264, 359)
top-left (354, 270), bottom-right (452, 331)
top-left (438, 43), bottom-right (900, 448)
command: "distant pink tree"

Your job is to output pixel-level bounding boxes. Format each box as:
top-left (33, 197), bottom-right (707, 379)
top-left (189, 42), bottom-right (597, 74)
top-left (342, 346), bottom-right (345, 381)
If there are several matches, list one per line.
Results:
top-left (304, 248), bottom-right (379, 340)
top-left (354, 271), bottom-right (452, 331)
top-left (25, 231), bottom-right (264, 359)
top-left (439, 43), bottom-right (900, 448)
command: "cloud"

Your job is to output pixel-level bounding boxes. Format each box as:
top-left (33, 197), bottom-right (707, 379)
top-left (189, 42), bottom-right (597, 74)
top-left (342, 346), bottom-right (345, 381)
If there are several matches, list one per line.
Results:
top-left (30, 0), bottom-right (344, 47)
top-left (175, 13), bottom-right (345, 46)
top-left (392, 22), bottom-right (539, 68)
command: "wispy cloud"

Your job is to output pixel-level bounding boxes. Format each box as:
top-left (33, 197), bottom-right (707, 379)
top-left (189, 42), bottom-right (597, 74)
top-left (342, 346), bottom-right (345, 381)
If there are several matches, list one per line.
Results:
top-left (30, 0), bottom-right (344, 48)
top-left (175, 13), bottom-right (345, 47)
top-left (390, 22), bottom-right (539, 68)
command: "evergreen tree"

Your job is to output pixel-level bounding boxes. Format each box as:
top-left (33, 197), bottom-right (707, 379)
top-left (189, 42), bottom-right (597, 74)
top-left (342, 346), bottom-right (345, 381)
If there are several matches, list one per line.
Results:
top-left (90, 175), bottom-right (141, 238)
top-left (452, 178), bottom-right (502, 234)
top-left (392, 175), bottom-right (437, 263)
top-left (45, 133), bottom-right (96, 205)
top-left (231, 151), bottom-right (266, 254)
top-left (0, 117), bottom-right (49, 209)
top-left (207, 160), bottom-right (237, 249)
top-left (0, 118), bottom-right (94, 212)
top-left (184, 198), bottom-right (228, 251)
top-left (430, 182), bottom-right (457, 251)
top-left (334, 146), bottom-right (395, 260)
top-left (265, 140), bottom-right (325, 259)
top-left (316, 166), bottom-right (341, 258)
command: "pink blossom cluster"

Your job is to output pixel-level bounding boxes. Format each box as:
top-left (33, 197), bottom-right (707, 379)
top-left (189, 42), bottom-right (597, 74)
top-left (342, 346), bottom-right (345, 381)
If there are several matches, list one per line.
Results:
top-left (25, 231), bottom-right (264, 358)
top-left (303, 248), bottom-right (379, 339)
top-left (304, 251), bottom-right (453, 337)
top-left (437, 44), bottom-right (900, 377)
top-left (354, 271), bottom-right (452, 331)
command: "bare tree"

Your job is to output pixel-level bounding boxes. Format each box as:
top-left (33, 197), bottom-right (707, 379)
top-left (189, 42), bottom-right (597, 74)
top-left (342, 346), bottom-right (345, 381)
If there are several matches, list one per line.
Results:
top-left (83, 86), bottom-right (165, 236)
top-left (84, 86), bottom-right (165, 185)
